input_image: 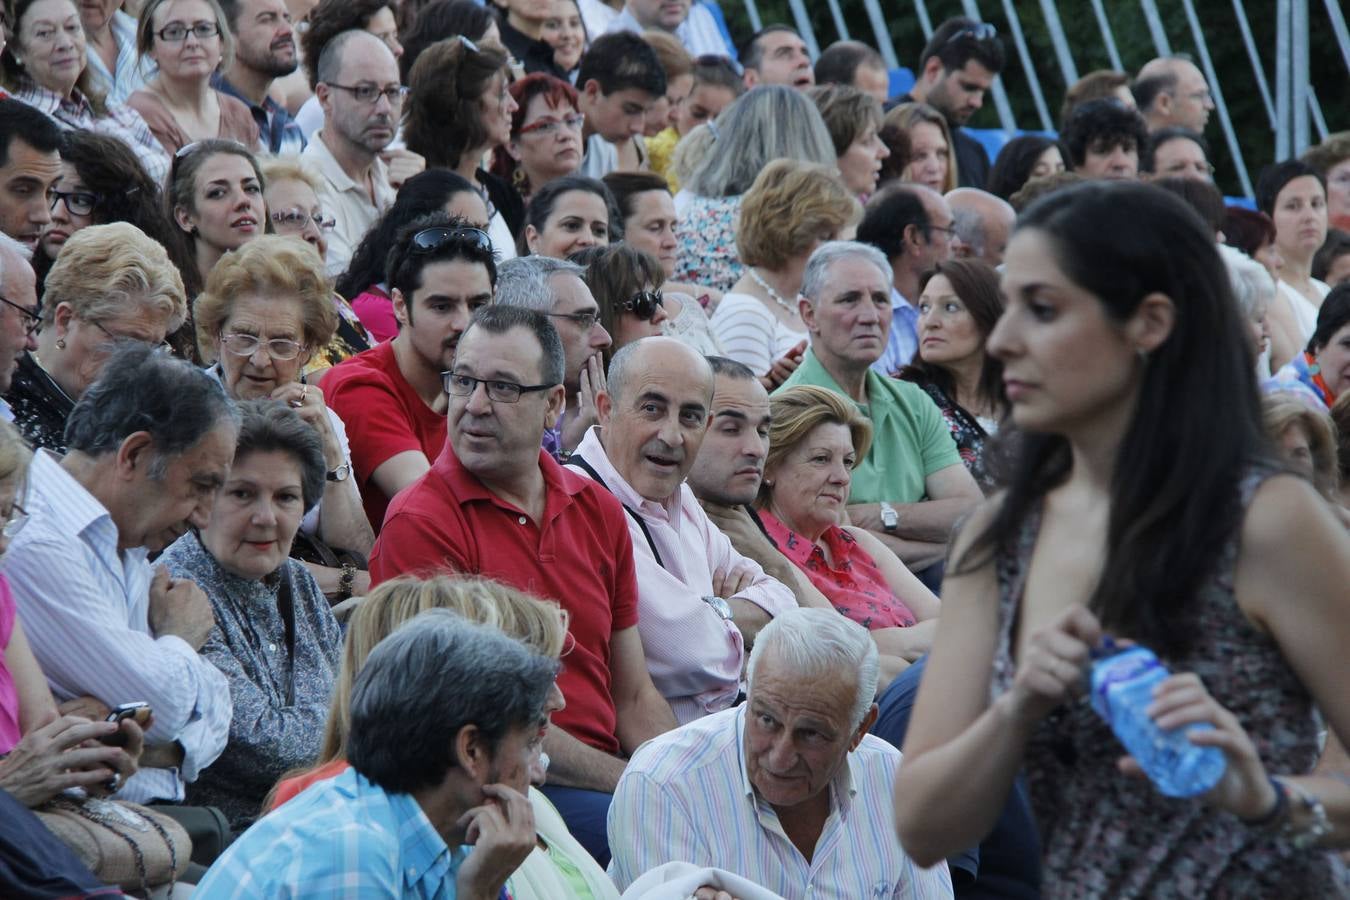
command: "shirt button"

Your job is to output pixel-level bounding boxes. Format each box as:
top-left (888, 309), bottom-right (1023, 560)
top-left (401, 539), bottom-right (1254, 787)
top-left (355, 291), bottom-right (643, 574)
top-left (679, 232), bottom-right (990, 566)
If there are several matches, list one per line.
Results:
top-left (517, 516), bottom-right (527, 525)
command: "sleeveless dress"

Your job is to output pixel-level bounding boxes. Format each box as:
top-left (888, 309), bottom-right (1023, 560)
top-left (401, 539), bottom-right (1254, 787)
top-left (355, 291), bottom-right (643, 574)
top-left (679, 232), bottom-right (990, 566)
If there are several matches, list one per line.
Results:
top-left (990, 468), bottom-right (1349, 898)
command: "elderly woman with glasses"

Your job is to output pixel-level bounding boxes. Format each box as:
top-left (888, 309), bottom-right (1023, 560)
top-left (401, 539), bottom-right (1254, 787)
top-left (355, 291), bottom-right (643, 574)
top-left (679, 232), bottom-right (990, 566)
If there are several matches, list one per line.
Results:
top-left (125, 0), bottom-right (261, 155)
top-left (195, 235), bottom-right (375, 601)
top-left (7, 223), bottom-right (186, 454)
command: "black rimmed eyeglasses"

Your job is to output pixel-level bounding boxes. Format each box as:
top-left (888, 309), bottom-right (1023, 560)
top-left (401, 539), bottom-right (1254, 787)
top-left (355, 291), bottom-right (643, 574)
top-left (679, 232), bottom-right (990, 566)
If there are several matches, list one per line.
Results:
top-left (324, 83), bottom-right (409, 105)
top-left (442, 372), bottom-right (556, 403)
top-left (50, 189), bottom-right (102, 217)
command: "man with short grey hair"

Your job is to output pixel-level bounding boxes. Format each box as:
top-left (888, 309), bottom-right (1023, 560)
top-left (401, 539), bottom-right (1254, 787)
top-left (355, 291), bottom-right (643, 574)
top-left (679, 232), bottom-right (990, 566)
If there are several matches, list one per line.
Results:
top-left (609, 606), bottom-right (953, 898)
top-left (196, 609), bottom-right (559, 897)
top-left (945, 187), bottom-right (1015, 266)
top-left (495, 256), bottom-right (611, 454)
top-left (7, 343), bottom-right (236, 805)
top-left (778, 242), bottom-right (981, 572)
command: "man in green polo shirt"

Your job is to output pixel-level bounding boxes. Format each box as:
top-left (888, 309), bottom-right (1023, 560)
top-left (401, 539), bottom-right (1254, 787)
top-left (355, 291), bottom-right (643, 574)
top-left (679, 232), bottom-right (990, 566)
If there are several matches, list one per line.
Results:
top-left (776, 241), bottom-right (982, 571)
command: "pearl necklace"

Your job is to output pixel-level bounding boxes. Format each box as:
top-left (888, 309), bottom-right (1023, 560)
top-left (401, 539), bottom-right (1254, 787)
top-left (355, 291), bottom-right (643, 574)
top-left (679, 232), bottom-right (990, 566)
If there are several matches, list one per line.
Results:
top-left (748, 268), bottom-right (798, 317)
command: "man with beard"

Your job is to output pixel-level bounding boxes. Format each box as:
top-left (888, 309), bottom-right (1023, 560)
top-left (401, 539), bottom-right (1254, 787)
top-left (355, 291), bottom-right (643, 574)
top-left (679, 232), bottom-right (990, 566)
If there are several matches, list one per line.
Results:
top-left (568, 338), bottom-right (796, 724)
top-left (903, 17), bottom-right (1006, 191)
top-left (324, 213), bottom-right (497, 532)
top-left (215, 0), bottom-right (307, 154)
top-left (300, 29), bottom-right (415, 275)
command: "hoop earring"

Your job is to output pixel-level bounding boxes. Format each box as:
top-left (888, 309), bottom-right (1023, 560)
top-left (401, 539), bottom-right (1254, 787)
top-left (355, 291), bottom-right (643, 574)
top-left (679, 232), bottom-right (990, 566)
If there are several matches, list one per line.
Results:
top-left (55, 338), bottom-right (66, 350)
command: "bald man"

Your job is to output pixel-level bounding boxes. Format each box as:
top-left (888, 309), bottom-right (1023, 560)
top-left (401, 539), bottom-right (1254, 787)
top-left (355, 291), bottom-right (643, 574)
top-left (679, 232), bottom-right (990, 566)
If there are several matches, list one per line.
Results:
top-left (1133, 57), bottom-right (1214, 133)
top-left (569, 337), bottom-right (797, 725)
top-left (0, 236), bottom-right (39, 411)
top-left (946, 187), bottom-right (1016, 266)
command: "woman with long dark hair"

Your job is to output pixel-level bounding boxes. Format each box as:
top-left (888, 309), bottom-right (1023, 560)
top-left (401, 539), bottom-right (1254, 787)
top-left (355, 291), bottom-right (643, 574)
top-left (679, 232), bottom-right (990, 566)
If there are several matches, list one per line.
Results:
top-left (894, 181), bottom-right (1350, 896)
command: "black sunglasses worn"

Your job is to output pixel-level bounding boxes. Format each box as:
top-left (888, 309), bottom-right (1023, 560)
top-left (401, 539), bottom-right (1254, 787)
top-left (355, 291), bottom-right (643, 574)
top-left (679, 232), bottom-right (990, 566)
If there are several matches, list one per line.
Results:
top-left (619, 290), bottom-right (663, 321)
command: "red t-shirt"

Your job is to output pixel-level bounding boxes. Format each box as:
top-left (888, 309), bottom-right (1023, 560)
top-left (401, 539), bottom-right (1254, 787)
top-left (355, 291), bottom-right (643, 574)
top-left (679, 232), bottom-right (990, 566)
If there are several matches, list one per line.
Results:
top-left (322, 340), bottom-right (446, 530)
top-left (369, 444), bottom-right (640, 755)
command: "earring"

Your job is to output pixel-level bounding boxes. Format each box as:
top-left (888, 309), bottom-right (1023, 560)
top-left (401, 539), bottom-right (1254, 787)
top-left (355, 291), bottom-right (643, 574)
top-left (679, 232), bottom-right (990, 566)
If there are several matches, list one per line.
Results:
top-left (763, 479), bottom-right (774, 487)
top-left (55, 338), bottom-right (66, 350)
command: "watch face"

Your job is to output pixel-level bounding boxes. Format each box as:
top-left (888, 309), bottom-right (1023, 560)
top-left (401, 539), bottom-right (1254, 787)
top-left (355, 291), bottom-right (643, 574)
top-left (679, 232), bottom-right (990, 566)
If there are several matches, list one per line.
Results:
top-left (703, 595), bottom-right (733, 620)
top-left (327, 463), bottom-right (351, 482)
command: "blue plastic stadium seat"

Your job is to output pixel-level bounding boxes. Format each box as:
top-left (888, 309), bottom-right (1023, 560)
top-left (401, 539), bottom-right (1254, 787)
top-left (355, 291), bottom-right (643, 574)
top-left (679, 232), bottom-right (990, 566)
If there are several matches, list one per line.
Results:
top-left (966, 127), bottom-right (1015, 165)
top-left (888, 67), bottom-right (915, 101)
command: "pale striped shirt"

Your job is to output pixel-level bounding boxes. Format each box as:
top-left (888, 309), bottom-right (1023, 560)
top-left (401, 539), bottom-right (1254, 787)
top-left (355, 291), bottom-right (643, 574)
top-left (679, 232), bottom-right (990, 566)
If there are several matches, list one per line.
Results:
top-left (710, 292), bottom-right (808, 378)
top-left (608, 705), bottom-right (953, 900)
top-left (606, 4), bottom-right (734, 57)
top-left (13, 80), bottom-right (170, 184)
top-left (83, 10), bottom-right (152, 105)
top-left (5, 451), bottom-right (232, 803)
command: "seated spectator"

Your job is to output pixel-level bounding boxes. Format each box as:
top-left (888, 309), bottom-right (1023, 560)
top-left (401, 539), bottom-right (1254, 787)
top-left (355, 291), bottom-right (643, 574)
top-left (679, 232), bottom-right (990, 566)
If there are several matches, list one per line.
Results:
top-left (712, 159), bottom-right (859, 379)
top-left (1224, 245), bottom-right (1276, 377)
top-left (213, 0), bottom-right (307, 156)
top-left (1269, 284), bottom-right (1350, 410)
top-left (884, 102), bottom-right (956, 193)
top-left (490, 73), bottom-right (584, 207)
top-left (606, 0), bottom-right (730, 58)
top-left (160, 400), bottom-right (341, 830)
top-left (6, 344), bottom-right (234, 808)
top-left (34, 129), bottom-right (175, 289)
top-left (814, 39), bottom-right (889, 103)
top-left (1302, 133), bottom-right (1350, 231)
top-left (261, 156), bottom-right (373, 374)
top-left (325, 212), bottom-right (497, 530)
top-left (404, 36), bottom-right (523, 260)
top-left (0, 100), bottom-right (63, 254)
top-left (675, 85), bottom-right (836, 292)
top-left (1332, 391), bottom-right (1350, 508)
top-left (641, 31), bottom-right (694, 141)
top-left (1142, 127), bottom-right (1213, 182)
top-left (808, 83), bottom-right (890, 201)
top-left (1061, 68), bottom-right (1133, 124)
top-left (1007, 170), bottom-right (1085, 212)
top-left (81, 0), bottom-right (147, 103)
top-left (604, 171), bottom-right (722, 310)
top-left (194, 609), bottom-right (557, 898)
top-left (371, 305), bottom-right (677, 864)
top-left (1262, 393), bottom-right (1340, 501)
top-left (1224, 205), bottom-right (1283, 281)
top-left (196, 234), bottom-right (374, 594)
top-left (569, 337), bottom-right (797, 721)
top-left (779, 241), bottom-right (982, 572)
top-left (126, 0), bottom-right (262, 154)
top-left (946, 187), bottom-right (1015, 265)
top-left (522, 174), bottom-right (616, 258)
top-left (293, 0), bottom-right (404, 139)
top-left (1154, 174), bottom-right (1226, 240)
top-left (2, 0), bottom-right (170, 183)
top-left (540, 0), bottom-right (586, 83)
top-left (608, 606), bottom-right (954, 897)
top-left (0, 239), bottom-right (39, 436)
top-left (899, 259), bottom-right (1007, 492)
top-left (8, 223), bottom-right (185, 453)
top-left (986, 134), bottom-right (1066, 202)
top-left (496, 0), bottom-right (562, 79)
top-left (399, 0), bottom-right (498, 83)
top-left (1313, 229), bottom-right (1350, 288)
top-left (337, 169), bottom-right (491, 342)
top-left (494, 254), bottom-right (610, 454)
top-left (1060, 98), bottom-right (1148, 180)
top-left (739, 25), bottom-right (813, 90)
top-left (580, 243), bottom-right (674, 363)
top-left (165, 138), bottom-right (266, 304)
top-left (267, 574), bottom-right (621, 900)
top-left (576, 32), bottom-right (666, 177)
top-left (664, 55), bottom-right (742, 189)
top-left (1257, 160), bottom-right (1331, 370)
top-left (1133, 55), bottom-right (1214, 134)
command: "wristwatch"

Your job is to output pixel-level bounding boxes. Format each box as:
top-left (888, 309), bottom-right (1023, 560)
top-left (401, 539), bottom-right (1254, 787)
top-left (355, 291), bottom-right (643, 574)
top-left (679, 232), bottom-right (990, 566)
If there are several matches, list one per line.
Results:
top-left (335, 563), bottom-right (358, 602)
top-left (326, 463), bottom-right (351, 483)
top-left (879, 501), bottom-right (899, 532)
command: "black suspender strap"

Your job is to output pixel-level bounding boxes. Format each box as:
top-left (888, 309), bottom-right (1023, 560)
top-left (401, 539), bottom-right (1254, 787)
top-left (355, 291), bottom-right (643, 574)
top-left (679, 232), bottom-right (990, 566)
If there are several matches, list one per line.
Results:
top-left (567, 454), bottom-right (665, 569)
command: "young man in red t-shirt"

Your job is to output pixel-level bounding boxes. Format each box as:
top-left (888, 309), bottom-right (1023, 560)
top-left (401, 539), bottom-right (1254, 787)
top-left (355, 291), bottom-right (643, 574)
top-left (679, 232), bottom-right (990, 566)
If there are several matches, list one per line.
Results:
top-left (323, 213), bottom-right (496, 530)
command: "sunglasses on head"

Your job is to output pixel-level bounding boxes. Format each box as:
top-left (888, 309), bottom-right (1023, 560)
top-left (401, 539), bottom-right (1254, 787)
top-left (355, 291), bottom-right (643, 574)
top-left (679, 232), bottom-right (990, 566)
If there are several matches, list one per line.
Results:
top-left (619, 290), bottom-right (663, 321)
top-left (410, 226), bottom-right (495, 255)
top-left (944, 22), bottom-right (997, 46)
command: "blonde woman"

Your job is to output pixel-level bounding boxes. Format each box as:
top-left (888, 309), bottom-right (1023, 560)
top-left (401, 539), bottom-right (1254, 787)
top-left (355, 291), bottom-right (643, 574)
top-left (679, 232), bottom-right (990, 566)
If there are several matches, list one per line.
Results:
top-left (267, 575), bottom-right (620, 900)
top-left (885, 102), bottom-right (957, 193)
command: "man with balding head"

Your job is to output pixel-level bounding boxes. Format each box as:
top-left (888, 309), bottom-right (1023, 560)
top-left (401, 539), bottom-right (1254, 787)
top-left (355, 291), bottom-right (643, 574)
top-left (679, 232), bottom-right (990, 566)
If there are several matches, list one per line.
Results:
top-left (945, 187), bottom-right (1015, 266)
top-left (0, 236), bottom-right (40, 414)
top-left (569, 337), bottom-right (797, 725)
top-left (1133, 56), bottom-right (1214, 134)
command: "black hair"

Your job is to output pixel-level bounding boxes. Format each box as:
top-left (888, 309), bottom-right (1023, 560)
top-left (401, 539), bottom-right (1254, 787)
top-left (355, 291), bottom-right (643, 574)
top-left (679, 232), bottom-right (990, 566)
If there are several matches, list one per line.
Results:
top-left (956, 181), bottom-right (1270, 658)
top-left (857, 185), bottom-right (930, 260)
top-left (576, 31), bottom-right (666, 98)
top-left (301, 0), bottom-right (393, 89)
top-left (707, 355), bottom-right (756, 380)
top-left (0, 98), bottom-right (61, 162)
top-left (399, 0), bottom-right (494, 82)
top-left (814, 39), bottom-right (885, 89)
top-left (1152, 176), bottom-right (1225, 235)
top-left (518, 175), bottom-right (618, 256)
top-left (1312, 229), bottom-right (1350, 283)
top-left (235, 399), bottom-right (327, 514)
top-left (602, 170), bottom-right (668, 233)
top-left (739, 25), bottom-right (798, 72)
top-left (1141, 127), bottom-right (1210, 175)
top-left (1308, 283), bottom-right (1350, 354)
top-left (1060, 98), bottom-right (1149, 168)
top-left (1131, 70), bottom-right (1178, 114)
top-left (463, 304), bottom-right (564, 386)
top-left (385, 211), bottom-right (498, 302)
top-left (918, 17), bottom-right (1005, 76)
top-left (987, 135), bottom-right (1066, 200)
top-left (1255, 159), bottom-right (1325, 217)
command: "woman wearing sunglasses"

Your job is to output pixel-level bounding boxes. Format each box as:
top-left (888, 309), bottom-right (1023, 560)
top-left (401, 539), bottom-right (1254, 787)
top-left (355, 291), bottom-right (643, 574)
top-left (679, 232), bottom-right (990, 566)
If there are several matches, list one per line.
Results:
top-left (126, 0), bottom-right (261, 155)
top-left (577, 243), bottom-right (670, 365)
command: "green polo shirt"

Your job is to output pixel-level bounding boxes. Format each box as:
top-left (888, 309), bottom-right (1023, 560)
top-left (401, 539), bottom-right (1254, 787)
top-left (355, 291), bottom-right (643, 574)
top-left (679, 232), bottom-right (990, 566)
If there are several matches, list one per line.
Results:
top-left (776, 350), bottom-right (962, 504)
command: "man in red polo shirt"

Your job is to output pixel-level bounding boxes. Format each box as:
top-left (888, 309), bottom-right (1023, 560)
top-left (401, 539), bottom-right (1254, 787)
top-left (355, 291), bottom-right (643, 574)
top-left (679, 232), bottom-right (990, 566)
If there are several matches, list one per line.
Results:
top-left (323, 213), bottom-right (496, 530)
top-left (369, 305), bottom-right (677, 866)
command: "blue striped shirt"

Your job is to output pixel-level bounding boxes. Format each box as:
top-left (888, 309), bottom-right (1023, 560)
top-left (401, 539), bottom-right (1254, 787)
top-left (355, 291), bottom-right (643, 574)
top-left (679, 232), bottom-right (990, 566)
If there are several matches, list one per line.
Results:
top-left (84, 10), bottom-right (152, 105)
top-left (608, 705), bottom-right (953, 900)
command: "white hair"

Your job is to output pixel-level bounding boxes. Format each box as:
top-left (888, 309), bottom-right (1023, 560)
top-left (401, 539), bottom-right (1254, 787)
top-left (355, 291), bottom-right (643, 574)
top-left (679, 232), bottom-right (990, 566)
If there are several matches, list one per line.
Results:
top-left (747, 607), bottom-right (879, 730)
top-left (0, 231), bottom-right (33, 284)
top-left (1221, 244), bottom-right (1274, 322)
top-left (495, 256), bottom-right (585, 312)
top-left (800, 240), bottom-right (893, 306)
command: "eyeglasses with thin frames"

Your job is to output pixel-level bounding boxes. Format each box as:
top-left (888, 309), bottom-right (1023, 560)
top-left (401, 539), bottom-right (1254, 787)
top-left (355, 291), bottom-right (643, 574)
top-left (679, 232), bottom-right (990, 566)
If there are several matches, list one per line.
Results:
top-left (221, 332), bottom-right (308, 361)
top-left (442, 372), bottom-right (556, 403)
top-left (90, 320), bottom-right (172, 352)
top-left (155, 21), bottom-right (221, 43)
top-left (546, 309), bottom-right (601, 330)
top-left (518, 113), bottom-right (586, 137)
top-left (324, 83), bottom-right (409, 106)
top-left (271, 208), bottom-right (336, 232)
top-left (0, 295), bottom-right (40, 336)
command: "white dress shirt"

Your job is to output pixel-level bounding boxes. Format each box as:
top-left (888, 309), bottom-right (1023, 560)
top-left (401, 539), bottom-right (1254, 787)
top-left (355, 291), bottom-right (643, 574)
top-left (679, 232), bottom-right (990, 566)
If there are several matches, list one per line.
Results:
top-left (608, 705), bottom-right (954, 899)
top-left (301, 130), bottom-right (397, 278)
top-left (606, 4), bottom-right (733, 57)
top-left (5, 452), bottom-right (232, 803)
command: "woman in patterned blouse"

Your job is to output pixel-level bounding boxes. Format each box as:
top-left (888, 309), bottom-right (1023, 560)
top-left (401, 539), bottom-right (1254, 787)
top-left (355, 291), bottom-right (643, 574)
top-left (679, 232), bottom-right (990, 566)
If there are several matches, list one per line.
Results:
top-left (160, 400), bottom-right (343, 830)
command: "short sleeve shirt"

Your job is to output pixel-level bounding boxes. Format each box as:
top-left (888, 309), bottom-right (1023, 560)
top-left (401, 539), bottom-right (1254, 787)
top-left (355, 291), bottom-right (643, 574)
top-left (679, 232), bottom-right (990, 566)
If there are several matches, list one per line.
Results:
top-left (777, 351), bottom-right (962, 504)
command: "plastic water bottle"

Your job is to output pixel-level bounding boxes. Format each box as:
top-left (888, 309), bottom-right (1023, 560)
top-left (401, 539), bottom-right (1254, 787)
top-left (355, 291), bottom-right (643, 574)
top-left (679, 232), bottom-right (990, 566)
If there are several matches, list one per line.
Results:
top-left (1089, 641), bottom-right (1226, 798)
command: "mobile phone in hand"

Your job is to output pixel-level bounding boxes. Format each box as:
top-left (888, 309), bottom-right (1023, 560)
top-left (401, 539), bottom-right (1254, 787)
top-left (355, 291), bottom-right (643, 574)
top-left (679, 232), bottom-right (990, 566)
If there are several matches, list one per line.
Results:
top-left (103, 702), bottom-right (151, 747)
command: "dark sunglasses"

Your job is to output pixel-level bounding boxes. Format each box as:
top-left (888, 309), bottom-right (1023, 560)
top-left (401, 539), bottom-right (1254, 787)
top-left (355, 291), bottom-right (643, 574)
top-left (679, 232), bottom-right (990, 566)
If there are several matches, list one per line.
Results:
top-left (619, 290), bottom-right (663, 321)
top-left (944, 22), bottom-right (997, 46)
top-left (410, 226), bottom-right (495, 255)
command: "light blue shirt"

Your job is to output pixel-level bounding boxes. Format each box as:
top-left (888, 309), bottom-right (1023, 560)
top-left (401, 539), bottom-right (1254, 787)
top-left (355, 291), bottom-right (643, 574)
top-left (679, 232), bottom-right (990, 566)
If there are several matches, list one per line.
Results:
top-left (606, 4), bottom-right (733, 57)
top-left (872, 287), bottom-right (920, 377)
top-left (195, 767), bottom-right (467, 899)
top-left (84, 10), bottom-right (152, 105)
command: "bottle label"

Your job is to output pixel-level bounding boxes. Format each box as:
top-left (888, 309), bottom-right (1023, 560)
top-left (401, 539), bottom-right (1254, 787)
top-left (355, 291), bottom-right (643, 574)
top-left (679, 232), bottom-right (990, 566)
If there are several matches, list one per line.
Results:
top-left (1092, 649), bottom-right (1162, 718)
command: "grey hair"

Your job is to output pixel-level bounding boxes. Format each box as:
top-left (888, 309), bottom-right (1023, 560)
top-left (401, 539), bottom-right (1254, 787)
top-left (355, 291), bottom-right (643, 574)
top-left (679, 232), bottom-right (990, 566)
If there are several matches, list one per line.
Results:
top-left (347, 608), bottom-right (560, 794)
top-left (951, 206), bottom-right (986, 257)
top-left (0, 230), bottom-right (33, 263)
top-left (748, 607), bottom-right (879, 730)
top-left (234, 400), bottom-right (328, 514)
top-left (65, 342), bottom-right (239, 478)
top-left (1222, 245), bottom-right (1275, 322)
top-left (607, 337), bottom-right (714, 407)
top-left (800, 241), bottom-right (894, 305)
top-left (495, 256), bottom-right (586, 313)
top-left (686, 86), bottom-right (838, 199)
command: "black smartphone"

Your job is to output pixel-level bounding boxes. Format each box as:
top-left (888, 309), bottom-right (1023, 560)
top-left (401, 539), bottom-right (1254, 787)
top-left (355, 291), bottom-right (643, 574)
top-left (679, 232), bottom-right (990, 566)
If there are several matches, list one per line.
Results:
top-left (103, 702), bottom-right (151, 746)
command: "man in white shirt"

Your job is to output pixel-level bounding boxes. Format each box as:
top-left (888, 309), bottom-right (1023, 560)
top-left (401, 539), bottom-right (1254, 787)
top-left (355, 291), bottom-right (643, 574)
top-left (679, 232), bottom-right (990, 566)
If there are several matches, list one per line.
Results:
top-left (606, 0), bottom-right (732, 58)
top-left (301, 29), bottom-right (421, 276)
top-left (6, 344), bottom-right (236, 805)
top-left (568, 337), bottom-right (797, 724)
top-left (609, 606), bottom-right (953, 898)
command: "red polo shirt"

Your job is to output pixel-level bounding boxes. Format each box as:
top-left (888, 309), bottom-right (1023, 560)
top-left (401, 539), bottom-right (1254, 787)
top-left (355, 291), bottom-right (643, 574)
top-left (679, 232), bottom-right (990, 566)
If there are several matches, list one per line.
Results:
top-left (369, 443), bottom-right (639, 755)
top-left (322, 340), bottom-right (447, 530)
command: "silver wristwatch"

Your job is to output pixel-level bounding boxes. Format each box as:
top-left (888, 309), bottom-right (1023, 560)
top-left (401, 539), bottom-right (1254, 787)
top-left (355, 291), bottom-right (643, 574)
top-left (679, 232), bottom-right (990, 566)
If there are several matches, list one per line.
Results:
top-left (879, 501), bottom-right (899, 532)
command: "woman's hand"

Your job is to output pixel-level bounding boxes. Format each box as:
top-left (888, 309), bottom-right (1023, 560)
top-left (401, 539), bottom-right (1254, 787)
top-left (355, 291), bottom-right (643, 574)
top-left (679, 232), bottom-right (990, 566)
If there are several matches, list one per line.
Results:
top-left (1119, 672), bottom-right (1278, 820)
top-left (0, 716), bottom-right (140, 807)
top-left (272, 381), bottom-right (343, 468)
top-left (1000, 603), bottom-right (1102, 726)
top-left (759, 340), bottom-right (807, 391)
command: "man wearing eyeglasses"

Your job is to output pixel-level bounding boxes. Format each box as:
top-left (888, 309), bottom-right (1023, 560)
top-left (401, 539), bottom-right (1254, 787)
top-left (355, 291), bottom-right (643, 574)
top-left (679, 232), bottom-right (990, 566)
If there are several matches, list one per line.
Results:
top-left (300, 29), bottom-right (419, 276)
top-left (903, 17), bottom-right (1006, 191)
top-left (372, 305), bottom-right (678, 867)
top-left (1133, 56), bottom-right (1215, 135)
top-left (0, 235), bottom-right (41, 419)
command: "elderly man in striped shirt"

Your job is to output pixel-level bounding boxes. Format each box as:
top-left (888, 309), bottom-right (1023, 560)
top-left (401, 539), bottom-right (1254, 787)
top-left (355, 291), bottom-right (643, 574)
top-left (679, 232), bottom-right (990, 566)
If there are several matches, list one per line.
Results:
top-left (608, 607), bottom-right (953, 899)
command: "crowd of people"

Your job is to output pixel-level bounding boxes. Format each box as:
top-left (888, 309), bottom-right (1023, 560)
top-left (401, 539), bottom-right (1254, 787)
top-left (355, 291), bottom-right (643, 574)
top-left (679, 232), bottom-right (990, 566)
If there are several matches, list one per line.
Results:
top-left (0, 0), bottom-right (1346, 897)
